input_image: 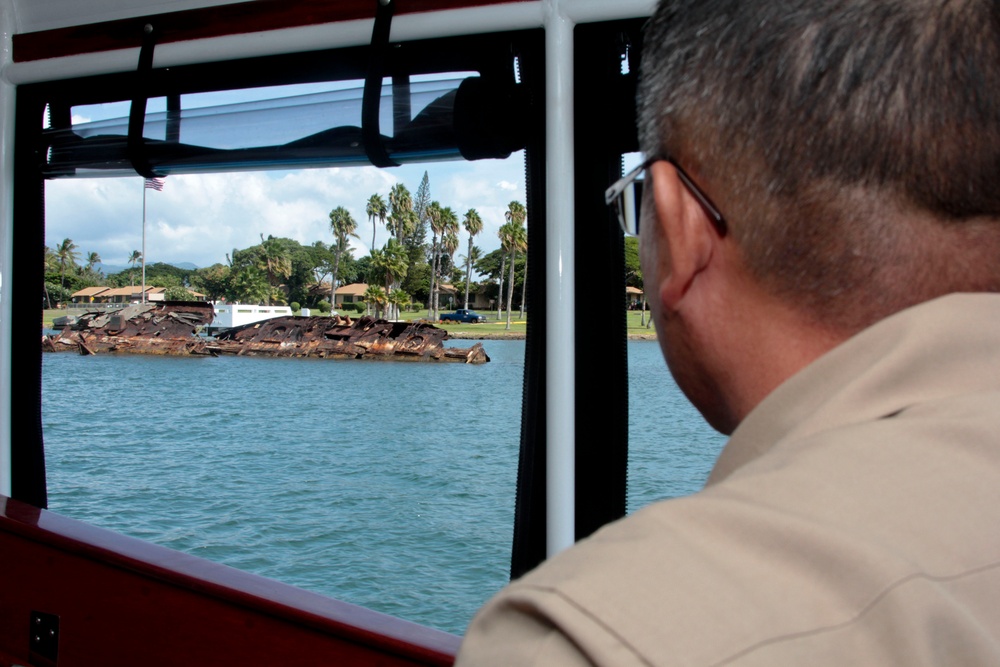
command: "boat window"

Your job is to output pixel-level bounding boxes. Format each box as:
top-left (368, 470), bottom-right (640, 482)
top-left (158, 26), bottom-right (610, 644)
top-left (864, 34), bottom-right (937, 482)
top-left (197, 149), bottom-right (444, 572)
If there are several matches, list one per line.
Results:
top-left (26, 16), bottom-right (727, 639)
top-left (42, 156), bottom-right (529, 635)
top-left (34, 32), bottom-right (539, 636)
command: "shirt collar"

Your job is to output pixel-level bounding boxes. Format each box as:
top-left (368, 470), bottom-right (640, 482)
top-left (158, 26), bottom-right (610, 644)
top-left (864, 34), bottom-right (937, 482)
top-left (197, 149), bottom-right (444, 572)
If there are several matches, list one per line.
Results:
top-left (707, 293), bottom-right (1000, 485)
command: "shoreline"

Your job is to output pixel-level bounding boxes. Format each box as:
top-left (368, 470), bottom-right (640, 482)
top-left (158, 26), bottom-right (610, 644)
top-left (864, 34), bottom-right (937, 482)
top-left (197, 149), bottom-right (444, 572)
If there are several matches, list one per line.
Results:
top-left (448, 331), bottom-right (657, 341)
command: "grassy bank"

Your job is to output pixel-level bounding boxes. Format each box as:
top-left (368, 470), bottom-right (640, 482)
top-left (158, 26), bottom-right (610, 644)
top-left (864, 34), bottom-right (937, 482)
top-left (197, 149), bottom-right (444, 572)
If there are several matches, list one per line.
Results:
top-left (42, 306), bottom-right (657, 339)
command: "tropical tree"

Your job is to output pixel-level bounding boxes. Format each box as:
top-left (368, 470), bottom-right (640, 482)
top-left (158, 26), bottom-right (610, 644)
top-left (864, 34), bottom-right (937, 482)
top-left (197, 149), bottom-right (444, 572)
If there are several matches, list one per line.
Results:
top-left (440, 227), bottom-right (460, 314)
top-left (43, 246), bottom-right (58, 308)
top-left (363, 284), bottom-right (388, 318)
top-left (460, 245), bottom-right (483, 309)
top-left (500, 218), bottom-right (527, 330)
top-left (388, 288), bottom-right (411, 315)
top-left (461, 208), bottom-right (483, 309)
top-left (431, 207), bottom-right (459, 319)
top-left (85, 251), bottom-right (101, 273)
top-left (258, 234), bottom-right (293, 305)
top-left (128, 249), bottom-right (142, 287)
top-left (426, 201), bottom-right (443, 318)
top-left (506, 201), bottom-right (526, 226)
top-left (370, 239), bottom-right (409, 319)
top-left (329, 206), bottom-right (359, 310)
top-left (191, 264), bottom-right (231, 302)
top-left (505, 201), bottom-right (528, 320)
top-left (387, 183), bottom-right (413, 244)
top-left (165, 285), bottom-right (193, 301)
top-left (413, 171), bottom-right (431, 235)
top-left (366, 193), bottom-right (388, 252)
top-left (229, 264), bottom-right (271, 304)
top-left (623, 236), bottom-right (650, 326)
top-left (55, 238), bottom-right (79, 289)
top-left (495, 249), bottom-right (506, 322)
top-left (400, 260), bottom-right (431, 306)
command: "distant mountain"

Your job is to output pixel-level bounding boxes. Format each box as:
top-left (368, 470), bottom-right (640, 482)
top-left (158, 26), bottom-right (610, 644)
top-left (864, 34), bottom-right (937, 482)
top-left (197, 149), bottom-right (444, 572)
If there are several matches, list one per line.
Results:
top-left (96, 261), bottom-right (199, 275)
top-left (95, 263), bottom-right (126, 275)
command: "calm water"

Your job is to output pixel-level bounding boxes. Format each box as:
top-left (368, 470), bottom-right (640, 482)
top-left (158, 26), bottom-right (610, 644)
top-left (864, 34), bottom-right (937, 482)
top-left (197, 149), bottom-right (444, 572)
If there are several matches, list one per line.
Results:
top-left (41, 339), bottom-right (725, 635)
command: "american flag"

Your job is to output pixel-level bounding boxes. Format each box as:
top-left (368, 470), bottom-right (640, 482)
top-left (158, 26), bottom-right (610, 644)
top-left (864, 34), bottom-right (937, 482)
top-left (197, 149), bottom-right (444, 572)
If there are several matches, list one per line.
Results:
top-left (144, 177), bottom-right (165, 191)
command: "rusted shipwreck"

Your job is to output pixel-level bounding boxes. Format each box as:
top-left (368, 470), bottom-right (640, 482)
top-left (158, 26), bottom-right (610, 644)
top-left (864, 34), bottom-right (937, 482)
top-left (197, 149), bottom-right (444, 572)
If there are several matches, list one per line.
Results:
top-left (44, 302), bottom-right (490, 364)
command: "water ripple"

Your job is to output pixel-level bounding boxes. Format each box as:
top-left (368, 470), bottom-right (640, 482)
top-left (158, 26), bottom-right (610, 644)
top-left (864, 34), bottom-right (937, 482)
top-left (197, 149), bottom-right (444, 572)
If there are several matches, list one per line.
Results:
top-left (42, 340), bottom-right (723, 634)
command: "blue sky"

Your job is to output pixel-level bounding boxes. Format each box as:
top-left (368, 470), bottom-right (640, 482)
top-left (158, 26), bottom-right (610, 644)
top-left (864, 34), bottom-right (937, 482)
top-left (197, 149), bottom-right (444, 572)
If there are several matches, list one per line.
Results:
top-left (44, 78), bottom-right (528, 271)
top-left (45, 156), bottom-right (526, 270)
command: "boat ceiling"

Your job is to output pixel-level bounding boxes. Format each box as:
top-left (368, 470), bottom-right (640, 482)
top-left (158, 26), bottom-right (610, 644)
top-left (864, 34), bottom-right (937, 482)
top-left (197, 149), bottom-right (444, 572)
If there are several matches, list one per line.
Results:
top-left (8, 0), bottom-right (250, 33)
top-left (7, 0), bottom-right (538, 65)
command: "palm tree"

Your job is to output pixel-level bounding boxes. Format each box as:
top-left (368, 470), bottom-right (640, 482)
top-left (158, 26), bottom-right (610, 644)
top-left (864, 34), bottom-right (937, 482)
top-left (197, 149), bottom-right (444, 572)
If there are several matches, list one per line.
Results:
top-left (462, 208), bottom-right (483, 309)
top-left (460, 245), bottom-right (483, 312)
top-left (426, 201), bottom-right (443, 319)
top-left (258, 235), bottom-right (292, 305)
top-left (387, 183), bottom-right (413, 244)
top-left (440, 228), bottom-right (459, 313)
top-left (56, 238), bottom-right (79, 289)
top-left (230, 264), bottom-right (271, 305)
top-left (389, 288), bottom-right (411, 314)
top-left (505, 201), bottom-right (528, 321)
top-left (329, 206), bottom-right (359, 310)
top-left (366, 193), bottom-right (388, 252)
top-left (43, 246), bottom-right (57, 309)
top-left (433, 207), bottom-right (459, 320)
top-left (362, 284), bottom-right (388, 318)
top-left (500, 219), bottom-right (527, 330)
top-left (505, 200), bottom-right (526, 229)
top-left (368, 247), bottom-right (386, 289)
top-left (128, 250), bottom-right (142, 287)
top-left (85, 251), bottom-right (101, 273)
top-left (496, 264), bottom-right (505, 321)
top-left (377, 239), bottom-right (409, 319)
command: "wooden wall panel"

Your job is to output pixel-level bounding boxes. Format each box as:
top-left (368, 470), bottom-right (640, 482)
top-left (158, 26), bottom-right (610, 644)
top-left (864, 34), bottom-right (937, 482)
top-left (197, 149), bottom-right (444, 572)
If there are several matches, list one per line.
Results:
top-left (0, 496), bottom-right (459, 666)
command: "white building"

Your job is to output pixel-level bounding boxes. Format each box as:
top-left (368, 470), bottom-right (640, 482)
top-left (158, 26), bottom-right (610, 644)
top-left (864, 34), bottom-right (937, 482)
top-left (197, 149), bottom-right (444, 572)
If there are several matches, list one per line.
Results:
top-left (206, 303), bottom-right (293, 334)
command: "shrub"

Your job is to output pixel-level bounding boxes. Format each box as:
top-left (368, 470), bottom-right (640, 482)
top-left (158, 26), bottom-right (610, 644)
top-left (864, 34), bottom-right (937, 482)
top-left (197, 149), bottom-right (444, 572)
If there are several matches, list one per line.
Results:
top-left (290, 301), bottom-right (300, 312)
top-left (317, 300), bottom-right (332, 313)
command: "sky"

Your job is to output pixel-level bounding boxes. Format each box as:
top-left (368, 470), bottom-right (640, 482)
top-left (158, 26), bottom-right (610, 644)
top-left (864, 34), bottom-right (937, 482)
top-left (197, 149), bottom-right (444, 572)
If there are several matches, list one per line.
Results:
top-left (45, 156), bottom-right (526, 272)
top-left (43, 79), bottom-right (528, 273)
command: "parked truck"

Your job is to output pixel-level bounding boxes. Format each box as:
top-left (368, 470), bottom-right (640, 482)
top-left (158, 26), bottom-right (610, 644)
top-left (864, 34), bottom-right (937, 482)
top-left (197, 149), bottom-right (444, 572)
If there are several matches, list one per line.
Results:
top-left (440, 309), bottom-right (487, 323)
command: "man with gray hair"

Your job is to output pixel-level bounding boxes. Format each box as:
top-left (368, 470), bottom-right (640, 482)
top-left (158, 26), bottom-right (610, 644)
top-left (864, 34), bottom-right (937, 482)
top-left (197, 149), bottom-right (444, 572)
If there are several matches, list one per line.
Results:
top-left (457, 0), bottom-right (1000, 663)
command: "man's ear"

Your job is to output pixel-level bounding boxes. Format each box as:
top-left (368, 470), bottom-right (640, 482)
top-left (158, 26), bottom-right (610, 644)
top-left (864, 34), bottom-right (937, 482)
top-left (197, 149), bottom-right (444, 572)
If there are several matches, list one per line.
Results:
top-left (648, 160), bottom-right (718, 310)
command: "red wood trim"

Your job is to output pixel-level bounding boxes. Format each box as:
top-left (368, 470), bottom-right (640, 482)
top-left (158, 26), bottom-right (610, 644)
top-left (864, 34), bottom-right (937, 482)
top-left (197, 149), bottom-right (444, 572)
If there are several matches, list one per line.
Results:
top-left (12, 0), bottom-right (530, 63)
top-left (0, 495), bottom-right (460, 665)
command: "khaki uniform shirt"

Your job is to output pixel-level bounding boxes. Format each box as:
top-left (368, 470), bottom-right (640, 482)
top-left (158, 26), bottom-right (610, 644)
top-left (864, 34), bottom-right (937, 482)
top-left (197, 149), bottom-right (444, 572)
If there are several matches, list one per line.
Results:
top-left (457, 293), bottom-right (1000, 666)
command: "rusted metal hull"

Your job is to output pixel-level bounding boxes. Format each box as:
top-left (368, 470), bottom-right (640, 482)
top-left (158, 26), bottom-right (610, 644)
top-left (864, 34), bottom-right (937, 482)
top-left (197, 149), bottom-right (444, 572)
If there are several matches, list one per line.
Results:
top-left (44, 303), bottom-right (489, 364)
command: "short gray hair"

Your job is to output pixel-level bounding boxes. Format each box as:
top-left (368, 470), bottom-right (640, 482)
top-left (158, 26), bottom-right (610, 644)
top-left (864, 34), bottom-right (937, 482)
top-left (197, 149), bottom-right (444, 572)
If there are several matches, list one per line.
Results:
top-left (638, 0), bottom-right (1000, 330)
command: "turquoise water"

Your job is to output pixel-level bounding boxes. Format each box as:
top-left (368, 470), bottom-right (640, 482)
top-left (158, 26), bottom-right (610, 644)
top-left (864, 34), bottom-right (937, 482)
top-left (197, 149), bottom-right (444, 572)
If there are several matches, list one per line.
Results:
top-left (41, 340), bottom-right (725, 634)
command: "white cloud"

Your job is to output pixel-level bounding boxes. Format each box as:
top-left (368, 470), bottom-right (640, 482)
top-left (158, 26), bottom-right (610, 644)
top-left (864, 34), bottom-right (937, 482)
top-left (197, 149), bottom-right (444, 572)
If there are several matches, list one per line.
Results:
top-left (44, 153), bottom-right (525, 269)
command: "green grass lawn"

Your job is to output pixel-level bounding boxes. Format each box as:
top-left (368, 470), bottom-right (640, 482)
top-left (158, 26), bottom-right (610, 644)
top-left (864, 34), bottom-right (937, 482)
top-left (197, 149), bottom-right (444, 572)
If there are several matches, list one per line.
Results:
top-left (42, 309), bottom-right (62, 329)
top-left (43, 306), bottom-right (657, 339)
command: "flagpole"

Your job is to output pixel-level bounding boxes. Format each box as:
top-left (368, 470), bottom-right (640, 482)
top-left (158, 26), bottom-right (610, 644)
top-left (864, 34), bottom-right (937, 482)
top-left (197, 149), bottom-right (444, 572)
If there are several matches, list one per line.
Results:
top-left (142, 182), bottom-right (147, 303)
